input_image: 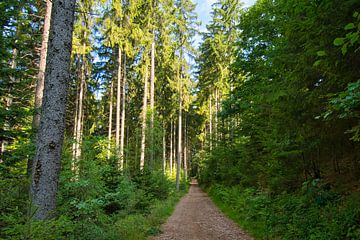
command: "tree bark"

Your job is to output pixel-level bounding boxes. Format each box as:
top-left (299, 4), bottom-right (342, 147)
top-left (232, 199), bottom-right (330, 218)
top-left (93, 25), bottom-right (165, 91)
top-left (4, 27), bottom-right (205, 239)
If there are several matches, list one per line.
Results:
top-left (176, 55), bottom-right (183, 191)
top-left (120, 54), bottom-right (126, 169)
top-left (173, 119), bottom-right (176, 173)
top-left (116, 47), bottom-right (122, 168)
top-left (140, 64), bottom-right (148, 171)
top-left (1, 48), bottom-right (18, 161)
top-left (215, 88), bottom-right (218, 146)
top-left (30, 0), bottom-right (76, 220)
top-left (184, 116), bottom-right (187, 181)
top-left (107, 81), bottom-right (113, 159)
top-left (33, 0), bottom-right (52, 130)
top-left (209, 93), bottom-right (212, 151)
top-left (73, 57), bottom-right (85, 170)
top-left (162, 122), bottom-right (166, 175)
top-left (150, 38), bottom-right (155, 164)
top-left (170, 120), bottom-right (173, 175)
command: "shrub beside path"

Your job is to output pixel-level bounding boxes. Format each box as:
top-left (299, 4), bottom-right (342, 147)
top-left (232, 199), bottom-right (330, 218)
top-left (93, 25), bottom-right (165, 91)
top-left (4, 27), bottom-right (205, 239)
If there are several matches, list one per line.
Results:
top-left (152, 179), bottom-right (252, 240)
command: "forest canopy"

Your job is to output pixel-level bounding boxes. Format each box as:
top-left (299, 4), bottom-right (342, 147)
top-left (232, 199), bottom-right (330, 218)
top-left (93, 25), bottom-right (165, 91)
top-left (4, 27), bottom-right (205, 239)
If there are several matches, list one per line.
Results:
top-left (1, 0), bottom-right (360, 239)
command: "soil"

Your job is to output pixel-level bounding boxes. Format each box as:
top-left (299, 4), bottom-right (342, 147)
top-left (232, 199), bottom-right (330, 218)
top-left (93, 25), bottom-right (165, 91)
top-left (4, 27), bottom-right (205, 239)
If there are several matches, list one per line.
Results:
top-left (152, 179), bottom-right (253, 240)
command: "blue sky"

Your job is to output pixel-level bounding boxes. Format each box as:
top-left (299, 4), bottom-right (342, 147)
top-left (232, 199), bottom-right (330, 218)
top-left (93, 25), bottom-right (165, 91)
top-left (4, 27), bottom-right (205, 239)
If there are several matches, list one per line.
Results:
top-left (193, 0), bottom-right (256, 46)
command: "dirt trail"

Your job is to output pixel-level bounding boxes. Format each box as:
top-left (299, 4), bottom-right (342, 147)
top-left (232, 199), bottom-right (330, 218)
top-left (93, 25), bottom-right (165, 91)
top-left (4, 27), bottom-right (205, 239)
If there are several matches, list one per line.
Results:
top-left (152, 180), bottom-right (252, 240)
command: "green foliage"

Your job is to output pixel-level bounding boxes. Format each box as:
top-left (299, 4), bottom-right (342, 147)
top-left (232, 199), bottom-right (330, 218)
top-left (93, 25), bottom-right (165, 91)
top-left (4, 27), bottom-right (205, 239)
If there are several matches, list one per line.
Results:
top-left (325, 80), bottom-right (360, 141)
top-left (208, 183), bottom-right (360, 240)
top-left (0, 136), bottom-right (185, 239)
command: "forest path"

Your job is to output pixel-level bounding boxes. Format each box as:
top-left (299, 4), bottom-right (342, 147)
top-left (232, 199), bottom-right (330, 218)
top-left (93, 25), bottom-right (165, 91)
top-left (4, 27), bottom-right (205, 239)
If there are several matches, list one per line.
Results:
top-left (152, 179), bottom-right (252, 240)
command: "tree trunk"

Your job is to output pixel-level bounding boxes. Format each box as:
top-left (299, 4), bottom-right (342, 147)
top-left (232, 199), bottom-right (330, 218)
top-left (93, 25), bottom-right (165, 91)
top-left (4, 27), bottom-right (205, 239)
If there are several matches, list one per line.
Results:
top-left (30, 0), bottom-right (76, 220)
top-left (162, 122), bottom-right (166, 175)
top-left (150, 38), bottom-right (155, 164)
top-left (116, 47), bottom-right (122, 168)
top-left (209, 93), bottom-right (212, 151)
top-left (140, 64), bottom-right (148, 171)
top-left (215, 88), bottom-right (218, 146)
top-left (33, 0), bottom-right (52, 130)
top-left (170, 120), bottom-right (173, 175)
top-left (176, 55), bottom-right (182, 191)
top-left (71, 76), bottom-right (79, 164)
top-left (173, 119), bottom-right (176, 173)
top-left (184, 116), bottom-right (187, 181)
top-left (107, 81), bottom-right (113, 159)
top-left (28, 0), bottom-right (52, 173)
top-left (73, 57), bottom-right (85, 169)
top-left (119, 54), bottom-right (126, 170)
top-left (1, 48), bottom-right (18, 161)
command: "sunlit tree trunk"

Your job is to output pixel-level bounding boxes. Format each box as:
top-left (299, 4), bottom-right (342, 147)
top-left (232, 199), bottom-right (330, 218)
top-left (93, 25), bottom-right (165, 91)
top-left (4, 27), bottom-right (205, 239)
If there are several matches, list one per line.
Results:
top-left (71, 77), bottom-right (79, 162)
top-left (150, 38), bottom-right (155, 164)
top-left (209, 93), bottom-right (212, 151)
top-left (72, 57), bottom-right (86, 175)
top-left (140, 64), bottom-right (149, 171)
top-left (173, 119), bottom-right (176, 172)
top-left (107, 81), bottom-right (113, 159)
top-left (30, 0), bottom-right (76, 220)
top-left (116, 48), bottom-right (122, 168)
top-left (33, 0), bottom-right (52, 130)
top-left (184, 115), bottom-right (187, 181)
top-left (215, 88), bottom-right (218, 146)
top-left (170, 121), bottom-right (173, 175)
top-left (1, 48), bottom-right (18, 161)
top-left (120, 54), bottom-right (126, 169)
top-left (176, 54), bottom-right (183, 191)
top-left (162, 122), bottom-right (166, 175)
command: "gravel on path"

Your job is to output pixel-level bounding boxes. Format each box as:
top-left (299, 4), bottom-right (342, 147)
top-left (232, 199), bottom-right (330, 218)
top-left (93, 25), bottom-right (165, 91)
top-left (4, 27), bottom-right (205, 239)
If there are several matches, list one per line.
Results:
top-left (152, 180), bottom-right (253, 240)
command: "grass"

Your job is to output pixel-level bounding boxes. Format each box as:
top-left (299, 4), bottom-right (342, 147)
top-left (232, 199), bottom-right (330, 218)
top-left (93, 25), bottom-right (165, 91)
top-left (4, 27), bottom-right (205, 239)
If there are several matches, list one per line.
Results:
top-left (114, 190), bottom-right (187, 240)
top-left (206, 183), bottom-right (360, 240)
top-left (207, 187), bottom-right (260, 239)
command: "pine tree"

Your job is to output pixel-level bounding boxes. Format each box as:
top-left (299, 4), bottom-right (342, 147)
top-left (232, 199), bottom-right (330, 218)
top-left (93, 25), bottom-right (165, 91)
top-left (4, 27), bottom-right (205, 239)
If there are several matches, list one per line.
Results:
top-left (30, 0), bottom-right (76, 220)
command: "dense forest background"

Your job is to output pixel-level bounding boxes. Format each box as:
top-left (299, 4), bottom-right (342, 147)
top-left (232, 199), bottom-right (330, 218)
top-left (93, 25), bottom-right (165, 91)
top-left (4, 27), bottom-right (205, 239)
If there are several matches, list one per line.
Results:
top-left (1, 0), bottom-right (360, 239)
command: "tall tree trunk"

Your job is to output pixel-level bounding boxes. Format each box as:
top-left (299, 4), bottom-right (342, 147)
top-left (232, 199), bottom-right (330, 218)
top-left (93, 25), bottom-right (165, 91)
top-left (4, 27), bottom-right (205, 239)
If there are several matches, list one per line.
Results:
top-left (107, 81), bottom-right (113, 159)
top-left (71, 77), bottom-right (79, 164)
top-left (74, 58), bottom-right (85, 165)
top-left (140, 64), bottom-right (149, 171)
top-left (173, 119), bottom-right (176, 172)
top-left (28, 0), bottom-right (52, 173)
top-left (116, 48), bottom-right (122, 168)
top-left (209, 93), bottom-right (212, 151)
top-left (150, 38), bottom-right (155, 164)
top-left (1, 48), bottom-right (18, 161)
top-left (162, 122), bottom-right (166, 175)
top-left (184, 116), bottom-right (187, 181)
top-left (170, 120), bottom-right (173, 175)
top-left (176, 54), bottom-right (183, 191)
top-left (33, 0), bottom-right (52, 130)
top-left (120, 54), bottom-right (126, 169)
top-left (30, 0), bottom-right (76, 220)
top-left (215, 88), bottom-right (218, 146)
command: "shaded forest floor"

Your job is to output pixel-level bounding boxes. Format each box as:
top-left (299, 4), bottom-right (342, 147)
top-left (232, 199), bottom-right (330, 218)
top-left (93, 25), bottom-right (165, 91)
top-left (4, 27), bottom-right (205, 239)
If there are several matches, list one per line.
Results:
top-left (153, 179), bottom-right (252, 240)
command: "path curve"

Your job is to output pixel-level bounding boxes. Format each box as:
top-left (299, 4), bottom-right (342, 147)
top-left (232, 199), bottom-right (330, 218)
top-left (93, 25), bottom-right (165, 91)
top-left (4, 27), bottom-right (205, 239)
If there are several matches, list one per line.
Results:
top-left (152, 180), bottom-right (252, 240)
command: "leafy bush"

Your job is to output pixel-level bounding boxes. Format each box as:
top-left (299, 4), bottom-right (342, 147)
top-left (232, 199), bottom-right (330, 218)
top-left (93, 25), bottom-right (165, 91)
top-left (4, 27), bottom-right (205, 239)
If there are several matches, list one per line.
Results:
top-left (0, 136), bottom-right (184, 239)
top-left (208, 181), bottom-right (360, 239)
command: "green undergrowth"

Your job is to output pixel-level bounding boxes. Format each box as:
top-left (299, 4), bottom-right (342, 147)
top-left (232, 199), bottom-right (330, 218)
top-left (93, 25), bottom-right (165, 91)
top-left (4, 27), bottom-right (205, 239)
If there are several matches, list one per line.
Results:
top-left (0, 137), bottom-right (188, 240)
top-left (207, 181), bottom-right (360, 240)
top-left (0, 175), bottom-right (186, 240)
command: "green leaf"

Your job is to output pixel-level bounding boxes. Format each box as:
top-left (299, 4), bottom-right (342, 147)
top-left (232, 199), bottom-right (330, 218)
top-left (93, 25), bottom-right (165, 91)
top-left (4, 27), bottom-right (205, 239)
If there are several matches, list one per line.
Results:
top-left (345, 23), bottom-right (356, 30)
top-left (353, 12), bottom-right (359, 18)
top-left (341, 43), bottom-right (348, 55)
top-left (334, 38), bottom-right (345, 46)
top-left (350, 33), bottom-right (359, 45)
top-left (316, 51), bottom-right (326, 57)
top-left (313, 60), bottom-right (321, 66)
